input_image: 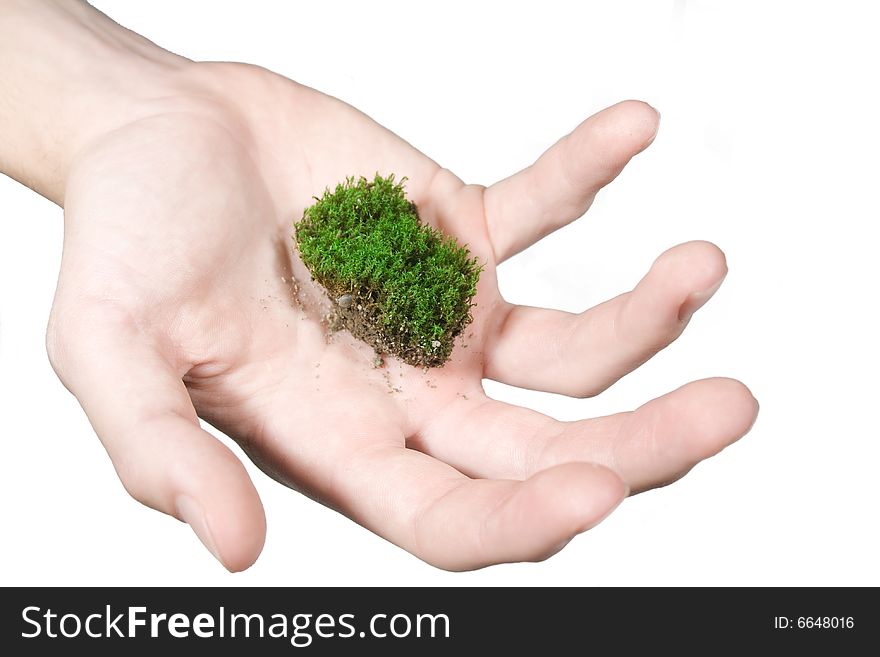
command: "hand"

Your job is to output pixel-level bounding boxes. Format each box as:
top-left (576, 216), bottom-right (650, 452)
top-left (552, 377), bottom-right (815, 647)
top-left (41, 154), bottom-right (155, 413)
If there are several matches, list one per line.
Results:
top-left (43, 60), bottom-right (758, 571)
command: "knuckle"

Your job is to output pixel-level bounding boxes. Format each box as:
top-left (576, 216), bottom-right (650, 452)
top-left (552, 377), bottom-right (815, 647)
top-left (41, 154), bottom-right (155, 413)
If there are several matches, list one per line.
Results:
top-left (45, 305), bottom-right (80, 379)
top-left (45, 299), bottom-right (139, 380)
top-left (574, 384), bottom-right (602, 399)
top-left (111, 430), bottom-right (174, 512)
top-left (115, 457), bottom-right (151, 506)
top-left (566, 379), bottom-right (605, 399)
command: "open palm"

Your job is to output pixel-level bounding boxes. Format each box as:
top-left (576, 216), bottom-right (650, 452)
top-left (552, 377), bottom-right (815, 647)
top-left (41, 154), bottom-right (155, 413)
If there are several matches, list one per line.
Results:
top-left (48, 63), bottom-right (757, 571)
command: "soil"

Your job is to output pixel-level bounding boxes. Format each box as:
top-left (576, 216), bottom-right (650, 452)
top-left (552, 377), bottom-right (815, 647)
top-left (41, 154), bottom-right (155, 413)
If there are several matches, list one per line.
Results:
top-left (324, 285), bottom-right (452, 368)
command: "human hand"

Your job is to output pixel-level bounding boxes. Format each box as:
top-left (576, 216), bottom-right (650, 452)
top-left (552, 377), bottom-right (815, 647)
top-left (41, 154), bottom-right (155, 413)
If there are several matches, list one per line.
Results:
top-left (0, 3), bottom-right (756, 571)
top-left (43, 60), bottom-right (757, 571)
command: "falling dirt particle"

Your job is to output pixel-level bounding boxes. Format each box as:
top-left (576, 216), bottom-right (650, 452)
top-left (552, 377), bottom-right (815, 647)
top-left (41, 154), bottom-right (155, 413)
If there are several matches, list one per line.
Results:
top-left (325, 312), bottom-right (344, 333)
top-left (281, 276), bottom-right (287, 283)
top-left (372, 354), bottom-right (385, 368)
top-left (381, 370), bottom-right (400, 394)
top-left (315, 362), bottom-right (321, 368)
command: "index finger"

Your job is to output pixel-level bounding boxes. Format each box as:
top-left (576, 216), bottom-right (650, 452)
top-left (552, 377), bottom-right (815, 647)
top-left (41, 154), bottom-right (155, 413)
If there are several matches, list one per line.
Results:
top-left (483, 100), bottom-right (659, 262)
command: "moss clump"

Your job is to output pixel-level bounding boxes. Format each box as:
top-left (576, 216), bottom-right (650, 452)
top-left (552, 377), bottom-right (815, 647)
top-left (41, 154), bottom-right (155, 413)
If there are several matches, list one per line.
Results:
top-left (294, 174), bottom-right (481, 367)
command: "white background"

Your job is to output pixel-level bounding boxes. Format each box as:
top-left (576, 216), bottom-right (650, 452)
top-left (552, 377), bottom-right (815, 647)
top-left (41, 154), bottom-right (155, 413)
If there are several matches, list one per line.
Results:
top-left (1, 1), bottom-right (878, 586)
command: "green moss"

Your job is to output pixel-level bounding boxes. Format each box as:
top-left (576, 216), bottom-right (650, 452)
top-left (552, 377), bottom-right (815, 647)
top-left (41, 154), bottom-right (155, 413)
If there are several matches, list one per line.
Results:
top-left (294, 174), bottom-right (481, 367)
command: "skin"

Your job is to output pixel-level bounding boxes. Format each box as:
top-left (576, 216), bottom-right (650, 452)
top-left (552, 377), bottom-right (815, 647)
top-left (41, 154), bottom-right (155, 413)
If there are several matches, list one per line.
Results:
top-left (1, 1), bottom-right (758, 572)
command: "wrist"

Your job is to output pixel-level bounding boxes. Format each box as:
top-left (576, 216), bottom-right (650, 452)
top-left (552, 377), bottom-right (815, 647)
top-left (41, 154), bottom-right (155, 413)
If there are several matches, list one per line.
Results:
top-left (0, 0), bottom-right (194, 204)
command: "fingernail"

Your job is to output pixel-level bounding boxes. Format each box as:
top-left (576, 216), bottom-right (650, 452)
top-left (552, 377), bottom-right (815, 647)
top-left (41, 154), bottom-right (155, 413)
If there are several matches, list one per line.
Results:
top-left (645, 105), bottom-right (661, 146)
top-left (678, 275), bottom-right (725, 322)
top-left (175, 495), bottom-right (223, 566)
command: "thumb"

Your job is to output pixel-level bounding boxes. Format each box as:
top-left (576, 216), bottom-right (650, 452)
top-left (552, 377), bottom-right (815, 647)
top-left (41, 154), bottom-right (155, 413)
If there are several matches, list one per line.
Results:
top-left (47, 306), bottom-right (265, 572)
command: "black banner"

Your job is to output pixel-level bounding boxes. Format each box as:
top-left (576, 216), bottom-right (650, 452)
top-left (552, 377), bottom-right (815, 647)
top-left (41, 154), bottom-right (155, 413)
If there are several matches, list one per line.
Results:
top-left (0, 587), bottom-right (874, 654)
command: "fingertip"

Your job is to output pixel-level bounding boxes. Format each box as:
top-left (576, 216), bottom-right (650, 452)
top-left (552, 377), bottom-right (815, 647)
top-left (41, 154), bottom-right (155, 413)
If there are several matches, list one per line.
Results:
top-left (707, 377), bottom-right (760, 439)
top-left (474, 462), bottom-right (628, 567)
top-left (539, 466), bottom-right (629, 560)
top-left (655, 240), bottom-right (728, 288)
top-left (567, 463), bottom-right (628, 533)
top-left (561, 100), bottom-right (660, 194)
top-left (668, 378), bottom-right (760, 460)
top-left (615, 99), bottom-right (661, 145)
top-left (645, 241), bottom-right (728, 322)
top-left (178, 490), bottom-right (265, 572)
top-left (185, 454), bottom-right (266, 573)
top-left (527, 462), bottom-right (627, 538)
top-left (592, 100), bottom-right (661, 155)
top-left (206, 487), bottom-right (266, 573)
top-left (157, 427), bottom-right (266, 572)
top-left (217, 512), bottom-right (266, 573)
